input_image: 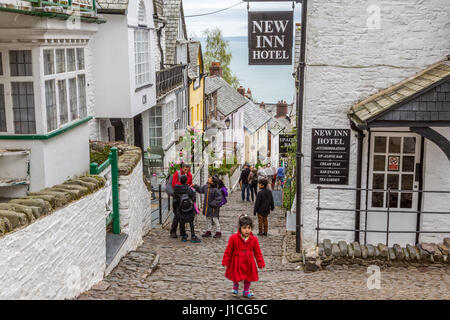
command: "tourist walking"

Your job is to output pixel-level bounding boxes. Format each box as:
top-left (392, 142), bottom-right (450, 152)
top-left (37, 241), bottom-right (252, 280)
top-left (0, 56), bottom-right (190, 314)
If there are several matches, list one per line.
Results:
top-left (172, 175), bottom-right (201, 243)
top-left (222, 214), bottom-right (265, 299)
top-left (253, 179), bottom-right (274, 236)
top-left (248, 167), bottom-right (258, 202)
top-left (169, 163), bottom-right (193, 238)
top-left (239, 164), bottom-right (251, 202)
top-left (276, 166), bottom-right (285, 190)
top-left (193, 176), bottom-right (223, 238)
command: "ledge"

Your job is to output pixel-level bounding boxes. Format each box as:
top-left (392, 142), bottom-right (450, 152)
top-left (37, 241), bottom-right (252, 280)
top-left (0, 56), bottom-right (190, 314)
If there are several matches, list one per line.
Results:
top-left (0, 117), bottom-right (92, 140)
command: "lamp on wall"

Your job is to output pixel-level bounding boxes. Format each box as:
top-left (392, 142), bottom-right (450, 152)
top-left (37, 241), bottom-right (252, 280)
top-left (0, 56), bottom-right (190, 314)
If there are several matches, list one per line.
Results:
top-left (225, 118), bottom-right (231, 129)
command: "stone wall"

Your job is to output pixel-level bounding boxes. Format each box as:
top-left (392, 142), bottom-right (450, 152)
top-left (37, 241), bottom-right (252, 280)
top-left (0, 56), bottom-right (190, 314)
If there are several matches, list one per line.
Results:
top-left (0, 178), bottom-right (108, 299)
top-left (300, 238), bottom-right (450, 272)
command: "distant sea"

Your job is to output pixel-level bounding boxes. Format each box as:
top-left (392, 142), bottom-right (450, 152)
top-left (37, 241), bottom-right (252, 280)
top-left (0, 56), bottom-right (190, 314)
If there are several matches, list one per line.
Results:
top-left (198, 36), bottom-right (295, 104)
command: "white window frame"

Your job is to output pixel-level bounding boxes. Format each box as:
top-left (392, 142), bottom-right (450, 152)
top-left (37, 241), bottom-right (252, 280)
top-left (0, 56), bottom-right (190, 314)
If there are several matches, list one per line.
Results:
top-left (163, 100), bottom-right (176, 148)
top-left (42, 47), bottom-right (87, 133)
top-left (134, 28), bottom-right (151, 88)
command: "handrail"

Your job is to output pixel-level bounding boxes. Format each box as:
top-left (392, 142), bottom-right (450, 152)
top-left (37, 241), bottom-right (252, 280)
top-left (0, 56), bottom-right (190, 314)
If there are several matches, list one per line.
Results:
top-left (22, 0), bottom-right (97, 12)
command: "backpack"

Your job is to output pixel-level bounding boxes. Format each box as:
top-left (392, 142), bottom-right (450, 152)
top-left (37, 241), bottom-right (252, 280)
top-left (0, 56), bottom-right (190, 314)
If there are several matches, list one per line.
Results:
top-left (179, 193), bottom-right (194, 214)
top-left (251, 172), bottom-right (258, 184)
top-left (165, 170), bottom-right (181, 196)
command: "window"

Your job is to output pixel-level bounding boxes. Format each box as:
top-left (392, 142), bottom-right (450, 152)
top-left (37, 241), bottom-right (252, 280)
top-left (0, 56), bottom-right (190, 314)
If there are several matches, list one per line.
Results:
top-left (56, 49), bottom-right (66, 73)
top-left (134, 29), bottom-right (150, 87)
top-left (163, 101), bottom-right (176, 146)
top-left (0, 84), bottom-right (6, 131)
top-left (138, 0), bottom-right (147, 26)
top-left (58, 80), bottom-right (68, 125)
top-left (67, 49), bottom-right (76, 72)
top-left (45, 80), bottom-right (57, 132)
top-left (69, 78), bottom-right (78, 120)
top-left (149, 106), bottom-right (162, 147)
top-left (76, 48), bottom-right (85, 70)
top-left (10, 50), bottom-right (32, 76)
top-left (11, 82), bottom-right (35, 134)
top-left (43, 49), bottom-right (54, 75)
top-left (77, 74), bottom-right (87, 118)
top-left (43, 48), bottom-right (86, 132)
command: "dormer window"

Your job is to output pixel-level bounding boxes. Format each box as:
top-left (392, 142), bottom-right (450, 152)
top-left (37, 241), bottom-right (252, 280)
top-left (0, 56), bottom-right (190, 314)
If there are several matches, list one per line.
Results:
top-left (138, 0), bottom-right (147, 27)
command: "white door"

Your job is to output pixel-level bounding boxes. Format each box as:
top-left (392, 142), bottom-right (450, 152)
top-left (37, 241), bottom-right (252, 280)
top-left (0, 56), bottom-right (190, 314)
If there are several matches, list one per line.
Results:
top-left (367, 132), bottom-right (421, 246)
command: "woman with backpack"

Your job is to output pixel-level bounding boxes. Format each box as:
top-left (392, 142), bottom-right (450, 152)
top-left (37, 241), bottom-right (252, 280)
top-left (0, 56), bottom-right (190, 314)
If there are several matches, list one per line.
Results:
top-left (193, 176), bottom-right (224, 238)
top-left (248, 167), bottom-right (259, 202)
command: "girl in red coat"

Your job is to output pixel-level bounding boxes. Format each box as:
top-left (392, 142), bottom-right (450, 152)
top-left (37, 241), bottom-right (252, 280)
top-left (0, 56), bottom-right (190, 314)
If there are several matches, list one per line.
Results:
top-left (222, 214), bottom-right (265, 298)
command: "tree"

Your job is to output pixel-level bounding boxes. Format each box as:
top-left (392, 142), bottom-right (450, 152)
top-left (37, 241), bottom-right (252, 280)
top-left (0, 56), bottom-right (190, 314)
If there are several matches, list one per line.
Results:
top-left (203, 28), bottom-right (239, 88)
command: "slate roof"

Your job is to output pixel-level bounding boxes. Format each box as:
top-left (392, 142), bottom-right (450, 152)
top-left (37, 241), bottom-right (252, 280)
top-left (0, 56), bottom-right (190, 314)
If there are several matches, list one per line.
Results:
top-left (187, 41), bottom-right (201, 80)
top-left (268, 118), bottom-right (286, 136)
top-left (164, 0), bottom-right (188, 65)
top-left (205, 76), bottom-right (248, 116)
top-left (349, 57), bottom-right (450, 126)
top-left (96, 0), bottom-right (129, 13)
top-left (244, 100), bottom-right (272, 134)
top-left (153, 0), bottom-right (164, 17)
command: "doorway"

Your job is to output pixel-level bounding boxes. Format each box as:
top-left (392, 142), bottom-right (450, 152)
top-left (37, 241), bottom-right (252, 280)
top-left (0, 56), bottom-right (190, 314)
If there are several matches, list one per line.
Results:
top-left (367, 132), bottom-right (422, 246)
top-left (133, 114), bottom-right (143, 152)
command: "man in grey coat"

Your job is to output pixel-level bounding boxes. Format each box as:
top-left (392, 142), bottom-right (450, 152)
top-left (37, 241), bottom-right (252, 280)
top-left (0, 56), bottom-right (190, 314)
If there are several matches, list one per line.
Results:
top-left (193, 176), bottom-right (223, 238)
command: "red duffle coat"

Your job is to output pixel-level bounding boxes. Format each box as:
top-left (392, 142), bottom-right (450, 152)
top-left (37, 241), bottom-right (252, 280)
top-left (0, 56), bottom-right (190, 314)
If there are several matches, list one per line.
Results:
top-left (222, 231), bottom-right (265, 283)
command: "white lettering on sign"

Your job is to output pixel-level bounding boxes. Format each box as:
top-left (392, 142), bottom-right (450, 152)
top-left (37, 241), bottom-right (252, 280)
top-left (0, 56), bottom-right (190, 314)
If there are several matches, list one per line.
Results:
top-left (252, 20), bottom-right (290, 34)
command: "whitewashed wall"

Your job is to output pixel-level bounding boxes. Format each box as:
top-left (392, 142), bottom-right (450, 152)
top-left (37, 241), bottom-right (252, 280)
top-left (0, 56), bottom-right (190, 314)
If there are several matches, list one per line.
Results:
top-left (0, 187), bottom-right (108, 300)
top-left (301, 0), bottom-right (450, 247)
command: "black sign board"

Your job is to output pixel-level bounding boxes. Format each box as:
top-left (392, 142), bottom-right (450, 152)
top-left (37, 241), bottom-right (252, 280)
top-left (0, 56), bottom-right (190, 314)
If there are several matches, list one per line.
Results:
top-left (248, 11), bottom-right (293, 65)
top-left (279, 133), bottom-right (295, 156)
top-left (310, 129), bottom-right (351, 185)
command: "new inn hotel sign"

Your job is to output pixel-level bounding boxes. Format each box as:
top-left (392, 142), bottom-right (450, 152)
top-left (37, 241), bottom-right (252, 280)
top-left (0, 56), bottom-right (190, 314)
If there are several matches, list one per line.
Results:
top-left (248, 11), bottom-right (294, 65)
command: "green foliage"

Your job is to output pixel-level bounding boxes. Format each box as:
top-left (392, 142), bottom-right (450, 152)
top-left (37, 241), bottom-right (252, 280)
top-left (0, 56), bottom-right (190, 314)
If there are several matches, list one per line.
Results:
top-left (203, 28), bottom-right (240, 88)
top-left (282, 178), bottom-right (296, 211)
top-left (90, 146), bottom-right (111, 165)
top-left (282, 129), bottom-right (298, 210)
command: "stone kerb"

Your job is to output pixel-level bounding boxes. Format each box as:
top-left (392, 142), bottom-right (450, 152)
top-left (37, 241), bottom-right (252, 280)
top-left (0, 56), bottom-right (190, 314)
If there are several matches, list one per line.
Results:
top-left (300, 238), bottom-right (450, 272)
top-left (0, 175), bottom-right (106, 238)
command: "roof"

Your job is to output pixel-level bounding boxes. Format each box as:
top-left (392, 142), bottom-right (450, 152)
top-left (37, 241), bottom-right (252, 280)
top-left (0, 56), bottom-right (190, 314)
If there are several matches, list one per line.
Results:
top-left (268, 118), bottom-right (286, 136)
top-left (187, 41), bottom-right (202, 80)
top-left (96, 0), bottom-right (129, 13)
top-left (164, 0), bottom-right (188, 65)
top-left (244, 100), bottom-right (272, 134)
top-left (349, 57), bottom-right (450, 126)
top-left (153, 0), bottom-right (164, 17)
top-left (205, 77), bottom-right (248, 116)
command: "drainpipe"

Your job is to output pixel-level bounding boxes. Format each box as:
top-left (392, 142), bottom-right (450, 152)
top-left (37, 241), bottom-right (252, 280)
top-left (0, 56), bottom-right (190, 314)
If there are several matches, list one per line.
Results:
top-left (350, 120), bottom-right (365, 243)
top-left (295, 0), bottom-right (308, 253)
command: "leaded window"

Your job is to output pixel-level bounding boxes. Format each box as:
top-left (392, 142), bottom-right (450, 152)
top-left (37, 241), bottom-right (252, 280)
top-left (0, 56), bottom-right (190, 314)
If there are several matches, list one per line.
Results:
top-left (45, 80), bottom-right (57, 132)
top-left (149, 106), bottom-right (162, 147)
top-left (69, 78), bottom-right (78, 121)
top-left (56, 49), bottom-right (66, 73)
top-left (67, 49), bottom-right (76, 72)
top-left (11, 82), bottom-right (35, 134)
top-left (76, 48), bottom-right (85, 70)
top-left (10, 50), bottom-right (32, 76)
top-left (0, 84), bottom-right (6, 132)
top-left (77, 74), bottom-right (86, 118)
top-left (58, 79), bottom-right (68, 125)
top-left (43, 49), bottom-right (54, 75)
top-left (134, 29), bottom-right (150, 87)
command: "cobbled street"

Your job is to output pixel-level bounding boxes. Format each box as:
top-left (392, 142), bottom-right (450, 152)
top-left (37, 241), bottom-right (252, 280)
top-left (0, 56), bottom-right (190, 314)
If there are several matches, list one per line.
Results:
top-left (78, 190), bottom-right (450, 300)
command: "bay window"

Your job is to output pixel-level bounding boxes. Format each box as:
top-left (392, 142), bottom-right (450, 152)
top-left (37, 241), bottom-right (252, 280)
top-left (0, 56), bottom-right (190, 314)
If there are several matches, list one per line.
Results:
top-left (134, 29), bottom-right (150, 87)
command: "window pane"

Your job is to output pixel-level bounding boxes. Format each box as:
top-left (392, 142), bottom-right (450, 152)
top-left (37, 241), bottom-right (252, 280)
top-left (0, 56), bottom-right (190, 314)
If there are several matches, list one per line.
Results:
top-left (77, 75), bottom-right (87, 117)
top-left (58, 80), bottom-right (68, 125)
top-left (11, 82), bottom-right (35, 134)
top-left (76, 48), bottom-right (85, 70)
top-left (43, 49), bottom-right (54, 75)
top-left (10, 50), bottom-right (32, 76)
top-left (372, 173), bottom-right (384, 190)
top-left (45, 80), bottom-right (57, 132)
top-left (400, 193), bottom-right (413, 209)
top-left (388, 137), bottom-right (401, 153)
top-left (67, 49), bottom-right (76, 72)
top-left (69, 78), bottom-right (78, 120)
top-left (374, 136), bottom-right (387, 153)
top-left (387, 192), bottom-right (398, 208)
top-left (56, 49), bottom-right (66, 73)
top-left (401, 174), bottom-right (414, 190)
top-left (373, 155), bottom-right (386, 171)
top-left (387, 174), bottom-right (399, 190)
top-left (403, 137), bottom-right (416, 154)
top-left (0, 84), bottom-right (6, 131)
top-left (372, 192), bottom-right (383, 208)
top-left (402, 156), bottom-right (415, 172)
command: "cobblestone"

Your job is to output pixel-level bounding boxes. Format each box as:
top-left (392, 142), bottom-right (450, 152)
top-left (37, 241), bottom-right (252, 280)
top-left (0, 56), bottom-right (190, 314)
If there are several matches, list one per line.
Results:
top-left (78, 190), bottom-right (450, 300)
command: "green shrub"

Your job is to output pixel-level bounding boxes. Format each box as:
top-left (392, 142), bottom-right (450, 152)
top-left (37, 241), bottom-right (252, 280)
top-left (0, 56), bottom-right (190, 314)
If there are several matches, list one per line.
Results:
top-left (90, 146), bottom-right (111, 165)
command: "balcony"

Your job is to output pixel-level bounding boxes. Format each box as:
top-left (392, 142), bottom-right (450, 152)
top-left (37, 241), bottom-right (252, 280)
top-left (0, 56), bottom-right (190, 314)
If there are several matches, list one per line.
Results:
top-left (156, 65), bottom-right (184, 99)
top-left (21, 0), bottom-right (97, 11)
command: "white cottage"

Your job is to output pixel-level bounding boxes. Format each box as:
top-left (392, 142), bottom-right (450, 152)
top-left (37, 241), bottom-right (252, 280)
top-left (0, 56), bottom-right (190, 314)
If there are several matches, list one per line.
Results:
top-left (243, 100), bottom-right (271, 166)
top-left (296, 0), bottom-right (450, 248)
top-left (92, 0), bottom-right (157, 152)
top-left (0, 0), bottom-right (103, 198)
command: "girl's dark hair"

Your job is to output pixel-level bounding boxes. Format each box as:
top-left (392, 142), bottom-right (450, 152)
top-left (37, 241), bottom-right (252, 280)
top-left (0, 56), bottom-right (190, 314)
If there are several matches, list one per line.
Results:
top-left (210, 175), bottom-right (219, 188)
top-left (259, 178), bottom-right (268, 188)
top-left (216, 176), bottom-right (225, 189)
top-left (238, 214), bottom-right (253, 229)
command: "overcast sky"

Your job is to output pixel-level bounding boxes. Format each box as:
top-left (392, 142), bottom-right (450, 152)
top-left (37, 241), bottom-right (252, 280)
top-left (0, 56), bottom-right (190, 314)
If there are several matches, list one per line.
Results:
top-left (183, 0), bottom-right (301, 38)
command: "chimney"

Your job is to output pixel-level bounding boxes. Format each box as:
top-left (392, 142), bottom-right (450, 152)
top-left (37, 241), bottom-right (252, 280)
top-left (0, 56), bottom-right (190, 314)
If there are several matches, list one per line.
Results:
top-left (209, 62), bottom-right (222, 77)
top-left (246, 88), bottom-right (253, 100)
top-left (237, 86), bottom-right (245, 96)
top-left (259, 101), bottom-right (265, 109)
top-left (276, 100), bottom-right (288, 118)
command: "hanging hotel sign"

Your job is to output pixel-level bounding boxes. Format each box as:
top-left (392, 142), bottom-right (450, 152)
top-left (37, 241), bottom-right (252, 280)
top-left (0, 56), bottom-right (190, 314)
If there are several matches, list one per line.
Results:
top-left (248, 11), bottom-right (294, 65)
top-left (311, 129), bottom-right (351, 185)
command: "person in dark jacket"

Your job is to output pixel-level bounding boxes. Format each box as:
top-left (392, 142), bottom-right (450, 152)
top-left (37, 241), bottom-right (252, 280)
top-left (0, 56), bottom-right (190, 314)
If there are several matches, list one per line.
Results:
top-left (239, 164), bottom-right (251, 202)
top-left (253, 179), bottom-right (274, 236)
top-left (193, 176), bottom-right (223, 238)
top-left (172, 175), bottom-right (201, 243)
top-left (248, 167), bottom-right (258, 202)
